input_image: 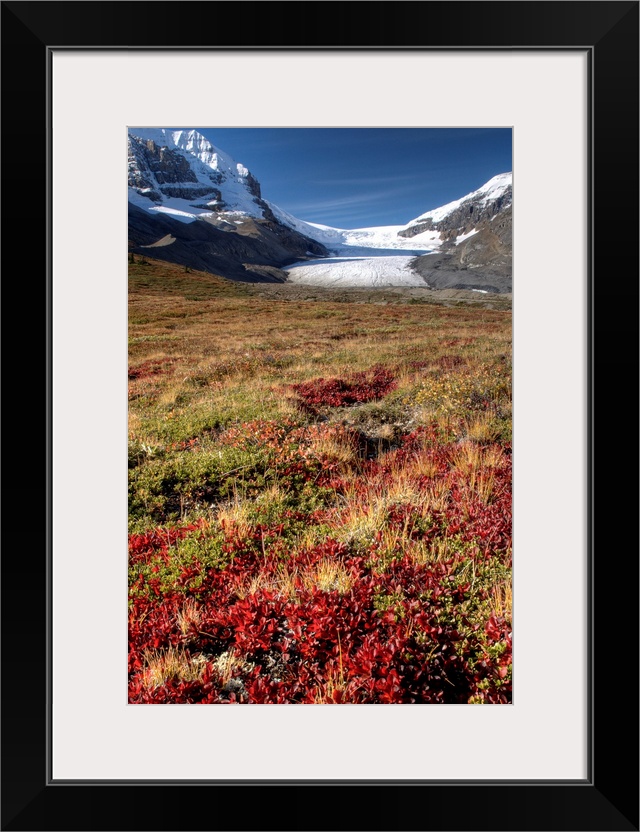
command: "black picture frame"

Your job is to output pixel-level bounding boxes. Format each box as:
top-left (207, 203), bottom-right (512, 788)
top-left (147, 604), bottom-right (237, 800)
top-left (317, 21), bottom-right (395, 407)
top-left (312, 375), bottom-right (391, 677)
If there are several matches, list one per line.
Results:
top-left (2, 2), bottom-right (638, 830)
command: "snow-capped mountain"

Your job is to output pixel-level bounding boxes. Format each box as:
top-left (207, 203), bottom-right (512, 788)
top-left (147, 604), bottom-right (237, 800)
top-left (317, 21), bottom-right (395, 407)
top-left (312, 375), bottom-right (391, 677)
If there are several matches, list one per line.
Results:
top-left (128, 127), bottom-right (511, 290)
top-left (265, 172), bottom-right (511, 253)
top-left (398, 172), bottom-right (512, 242)
top-left (128, 128), bottom-right (328, 280)
top-left (128, 128), bottom-right (273, 223)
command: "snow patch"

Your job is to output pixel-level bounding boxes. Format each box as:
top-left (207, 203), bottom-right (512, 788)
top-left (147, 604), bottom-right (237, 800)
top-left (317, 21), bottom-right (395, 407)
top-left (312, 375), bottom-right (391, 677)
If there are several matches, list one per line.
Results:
top-left (129, 189), bottom-right (220, 222)
top-left (455, 229), bottom-right (479, 245)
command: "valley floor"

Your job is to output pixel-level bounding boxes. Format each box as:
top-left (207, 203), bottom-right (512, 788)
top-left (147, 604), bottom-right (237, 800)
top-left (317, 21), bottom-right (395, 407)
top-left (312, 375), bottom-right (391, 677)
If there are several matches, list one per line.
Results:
top-left (128, 258), bottom-right (512, 704)
top-left (247, 280), bottom-right (512, 309)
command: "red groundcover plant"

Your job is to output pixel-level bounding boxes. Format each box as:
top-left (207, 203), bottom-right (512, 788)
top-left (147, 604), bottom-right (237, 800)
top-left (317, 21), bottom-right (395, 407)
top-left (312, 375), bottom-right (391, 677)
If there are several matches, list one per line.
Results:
top-left (128, 423), bottom-right (512, 705)
top-left (129, 536), bottom-right (511, 704)
top-left (291, 366), bottom-right (397, 412)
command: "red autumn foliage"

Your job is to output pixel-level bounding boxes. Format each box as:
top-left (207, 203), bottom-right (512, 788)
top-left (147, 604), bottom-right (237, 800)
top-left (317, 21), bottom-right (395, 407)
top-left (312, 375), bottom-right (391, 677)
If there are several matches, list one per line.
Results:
top-left (129, 527), bottom-right (512, 704)
top-left (291, 366), bottom-right (397, 412)
top-left (128, 418), bottom-right (511, 705)
top-left (128, 358), bottom-right (175, 380)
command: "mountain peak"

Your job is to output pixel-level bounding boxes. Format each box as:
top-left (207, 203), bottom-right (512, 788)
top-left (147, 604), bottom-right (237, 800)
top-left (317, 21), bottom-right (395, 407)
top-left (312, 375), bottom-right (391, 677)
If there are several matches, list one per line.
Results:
top-left (127, 127), bottom-right (265, 222)
top-left (397, 172), bottom-right (512, 242)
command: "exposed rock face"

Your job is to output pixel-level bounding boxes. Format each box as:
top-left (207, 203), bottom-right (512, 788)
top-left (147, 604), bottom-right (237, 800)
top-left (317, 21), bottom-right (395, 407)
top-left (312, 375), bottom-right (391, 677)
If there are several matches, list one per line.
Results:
top-left (455, 206), bottom-right (512, 268)
top-left (242, 264), bottom-right (289, 282)
top-left (409, 207), bottom-right (512, 293)
top-left (128, 134), bottom-right (222, 202)
top-left (129, 135), bottom-right (193, 187)
top-left (245, 172), bottom-right (261, 199)
top-left (154, 185), bottom-right (219, 201)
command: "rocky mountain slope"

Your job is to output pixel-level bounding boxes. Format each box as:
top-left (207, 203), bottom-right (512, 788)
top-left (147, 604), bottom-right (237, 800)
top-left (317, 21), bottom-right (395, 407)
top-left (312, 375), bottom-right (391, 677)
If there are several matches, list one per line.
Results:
top-left (409, 206), bottom-right (512, 293)
top-left (398, 173), bottom-right (512, 241)
top-left (129, 205), bottom-right (326, 282)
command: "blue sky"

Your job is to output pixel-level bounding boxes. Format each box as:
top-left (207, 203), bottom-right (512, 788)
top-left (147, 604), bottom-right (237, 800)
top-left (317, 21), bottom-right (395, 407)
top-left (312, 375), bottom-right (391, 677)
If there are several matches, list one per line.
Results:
top-left (197, 127), bottom-right (512, 229)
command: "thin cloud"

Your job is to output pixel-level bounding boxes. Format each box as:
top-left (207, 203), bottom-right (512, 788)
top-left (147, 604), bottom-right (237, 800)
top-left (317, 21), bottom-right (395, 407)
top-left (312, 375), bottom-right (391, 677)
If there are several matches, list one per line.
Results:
top-left (296, 201), bottom-right (413, 227)
top-left (311, 173), bottom-right (421, 187)
top-left (287, 183), bottom-right (428, 217)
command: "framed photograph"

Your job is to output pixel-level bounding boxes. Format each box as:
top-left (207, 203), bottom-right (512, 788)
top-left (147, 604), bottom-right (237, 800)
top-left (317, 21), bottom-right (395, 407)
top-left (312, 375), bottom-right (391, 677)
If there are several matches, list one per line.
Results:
top-left (2, 1), bottom-right (637, 830)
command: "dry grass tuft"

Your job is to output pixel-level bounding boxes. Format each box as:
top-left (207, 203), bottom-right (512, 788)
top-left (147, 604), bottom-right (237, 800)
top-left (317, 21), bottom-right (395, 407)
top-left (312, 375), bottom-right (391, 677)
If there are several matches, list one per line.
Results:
top-left (450, 441), bottom-right (485, 474)
top-left (313, 664), bottom-right (349, 703)
top-left (302, 558), bottom-right (354, 595)
top-left (490, 581), bottom-right (513, 621)
top-left (142, 646), bottom-right (207, 688)
top-left (465, 413), bottom-right (500, 444)
top-left (235, 565), bottom-right (300, 600)
top-left (216, 499), bottom-right (252, 538)
top-left (308, 431), bottom-right (359, 468)
top-left (176, 597), bottom-right (202, 636)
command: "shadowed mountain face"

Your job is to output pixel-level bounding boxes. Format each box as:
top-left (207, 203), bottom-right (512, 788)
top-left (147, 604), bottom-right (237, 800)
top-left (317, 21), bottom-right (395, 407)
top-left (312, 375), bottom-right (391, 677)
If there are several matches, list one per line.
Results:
top-left (129, 205), bottom-right (328, 282)
top-left (409, 207), bottom-right (512, 293)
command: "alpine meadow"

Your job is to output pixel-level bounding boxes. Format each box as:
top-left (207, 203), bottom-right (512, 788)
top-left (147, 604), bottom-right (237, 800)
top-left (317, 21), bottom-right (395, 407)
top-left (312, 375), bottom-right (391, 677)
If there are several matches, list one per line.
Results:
top-left (128, 128), bottom-right (513, 704)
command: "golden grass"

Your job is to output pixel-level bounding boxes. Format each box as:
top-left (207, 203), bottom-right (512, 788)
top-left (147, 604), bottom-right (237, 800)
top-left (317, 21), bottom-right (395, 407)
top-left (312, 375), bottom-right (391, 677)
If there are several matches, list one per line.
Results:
top-left (141, 646), bottom-right (207, 688)
top-left (403, 451), bottom-right (441, 480)
top-left (312, 664), bottom-right (349, 703)
top-left (176, 597), bottom-right (202, 636)
top-left (215, 500), bottom-right (253, 539)
top-left (307, 431), bottom-right (360, 469)
top-left (129, 258), bottom-right (511, 546)
top-left (490, 580), bottom-right (513, 622)
top-left (302, 558), bottom-right (354, 595)
top-left (236, 557), bottom-right (354, 600)
top-left (465, 412), bottom-right (500, 443)
top-left (449, 441), bottom-right (508, 503)
top-left (450, 441), bottom-right (485, 475)
top-left (421, 479), bottom-right (452, 513)
top-left (482, 445), bottom-right (506, 468)
top-left (129, 262), bottom-right (510, 387)
top-left (334, 493), bottom-right (388, 548)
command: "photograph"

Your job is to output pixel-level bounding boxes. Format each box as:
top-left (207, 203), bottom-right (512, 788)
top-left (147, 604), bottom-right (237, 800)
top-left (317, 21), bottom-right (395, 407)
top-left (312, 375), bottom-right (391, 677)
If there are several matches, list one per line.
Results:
top-left (128, 126), bottom-right (513, 704)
